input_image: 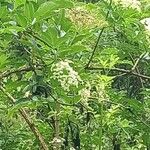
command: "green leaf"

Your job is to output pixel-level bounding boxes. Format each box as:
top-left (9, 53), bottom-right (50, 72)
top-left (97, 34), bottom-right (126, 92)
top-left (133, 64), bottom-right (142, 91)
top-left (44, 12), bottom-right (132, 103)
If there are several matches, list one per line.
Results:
top-left (119, 119), bottom-right (130, 128)
top-left (24, 1), bottom-right (35, 21)
top-left (0, 6), bottom-right (7, 19)
top-left (143, 133), bottom-right (150, 145)
top-left (0, 54), bottom-right (8, 68)
top-left (16, 14), bottom-right (27, 27)
top-left (60, 44), bottom-right (87, 56)
top-left (53, 0), bottom-right (73, 8)
top-left (7, 98), bottom-right (49, 118)
top-left (0, 26), bottom-right (24, 35)
top-left (14, 0), bottom-right (26, 8)
top-left (71, 34), bottom-right (87, 45)
top-left (40, 27), bottom-right (58, 47)
top-left (34, 0), bottom-right (73, 21)
top-left (70, 44), bottom-right (87, 52)
top-left (34, 1), bottom-right (56, 20)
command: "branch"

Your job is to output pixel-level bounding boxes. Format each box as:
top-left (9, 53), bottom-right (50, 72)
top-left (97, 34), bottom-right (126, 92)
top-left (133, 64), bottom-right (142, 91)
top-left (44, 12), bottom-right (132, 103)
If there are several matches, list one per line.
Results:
top-left (131, 52), bottom-right (146, 71)
top-left (53, 102), bottom-right (61, 150)
top-left (129, 53), bottom-right (145, 87)
top-left (86, 0), bottom-right (112, 68)
top-left (50, 93), bottom-right (92, 111)
top-left (86, 28), bottom-right (105, 68)
top-left (49, 93), bottom-right (77, 107)
top-left (0, 85), bottom-right (49, 150)
top-left (26, 30), bottom-right (54, 49)
top-left (0, 65), bottom-right (42, 79)
top-left (86, 67), bottom-right (150, 80)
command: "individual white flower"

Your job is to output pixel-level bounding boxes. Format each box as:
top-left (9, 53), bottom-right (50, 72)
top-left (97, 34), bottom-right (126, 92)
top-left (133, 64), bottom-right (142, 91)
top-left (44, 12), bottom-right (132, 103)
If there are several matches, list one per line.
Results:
top-left (140, 18), bottom-right (150, 44)
top-left (24, 91), bottom-right (31, 98)
top-left (51, 137), bottom-right (63, 144)
top-left (70, 147), bottom-right (76, 150)
top-left (9, 21), bottom-right (17, 26)
top-left (51, 60), bottom-right (82, 91)
top-left (140, 18), bottom-right (150, 32)
top-left (51, 137), bottom-right (65, 148)
top-left (42, 23), bottom-right (48, 32)
top-left (113, 0), bottom-right (141, 11)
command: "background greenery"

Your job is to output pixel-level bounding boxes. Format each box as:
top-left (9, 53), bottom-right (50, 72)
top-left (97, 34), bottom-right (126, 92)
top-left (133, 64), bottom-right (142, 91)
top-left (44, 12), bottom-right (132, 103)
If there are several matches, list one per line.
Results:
top-left (0, 0), bottom-right (150, 149)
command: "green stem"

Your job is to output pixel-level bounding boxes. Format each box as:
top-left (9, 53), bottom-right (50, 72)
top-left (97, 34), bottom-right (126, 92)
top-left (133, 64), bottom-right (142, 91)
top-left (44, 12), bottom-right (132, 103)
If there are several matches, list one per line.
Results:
top-left (99, 101), bottom-right (103, 150)
top-left (53, 102), bottom-right (60, 150)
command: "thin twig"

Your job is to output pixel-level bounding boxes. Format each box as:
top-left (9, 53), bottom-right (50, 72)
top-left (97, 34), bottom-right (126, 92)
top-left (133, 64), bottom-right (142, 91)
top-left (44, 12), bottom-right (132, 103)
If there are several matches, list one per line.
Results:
top-left (86, 67), bottom-right (150, 80)
top-left (86, 28), bottom-right (105, 68)
top-left (115, 73), bottom-right (127, 78)
top-left (129, 53), bottom-right (145, 87)
top-left (49, 93), bottom-right (77, 107)
top-left (26, 30), bottom-right (54, 49)
top-left (131, 52), bottom-right (146, 71)
top-left (86, 0), bottom-right (112, 68)
top-left (0, 65), bottom-right (42, 79)
top-left (50, 93), bottom-right (92, 111)
top-left (53, 102), bottom-right (61, 150)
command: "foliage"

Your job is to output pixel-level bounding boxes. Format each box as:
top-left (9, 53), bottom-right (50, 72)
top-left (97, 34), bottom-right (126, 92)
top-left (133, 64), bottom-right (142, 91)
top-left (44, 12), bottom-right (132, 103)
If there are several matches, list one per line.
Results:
top-left (0, 0), bottom-right (150, 149)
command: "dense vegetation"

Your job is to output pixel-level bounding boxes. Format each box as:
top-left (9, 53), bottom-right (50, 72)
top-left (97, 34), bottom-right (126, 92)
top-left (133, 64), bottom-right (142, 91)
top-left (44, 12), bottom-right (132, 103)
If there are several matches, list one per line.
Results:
top-left (0, 0), bottom-right (150, 149)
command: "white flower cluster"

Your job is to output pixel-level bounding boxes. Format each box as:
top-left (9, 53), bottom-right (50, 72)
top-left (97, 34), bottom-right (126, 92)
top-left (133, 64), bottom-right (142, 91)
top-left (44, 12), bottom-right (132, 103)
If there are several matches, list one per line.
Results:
top-left (66, 6), bottom-right (108, 28)
top-left (79, 88), bottom-right (90, 101)
top-left (51, 60), bottom-right (82, 91)
top-left (113, 0), bottom-right (141, 11)
top-left (79, 83), bottom-right (91, 106)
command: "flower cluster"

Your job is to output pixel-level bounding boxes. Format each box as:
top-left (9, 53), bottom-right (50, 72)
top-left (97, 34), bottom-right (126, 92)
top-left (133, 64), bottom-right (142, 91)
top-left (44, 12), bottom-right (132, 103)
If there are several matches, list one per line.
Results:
top-left (51, 60), bottom-right (82, 91)
top-left (78, 82), bottom-right (91, 107)
top-left (79, 87), bottom-right (90, 101)
top-left (113, 0), bottom-right (141, 11)
top-left (66, 6), bottom-right (108, 28)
